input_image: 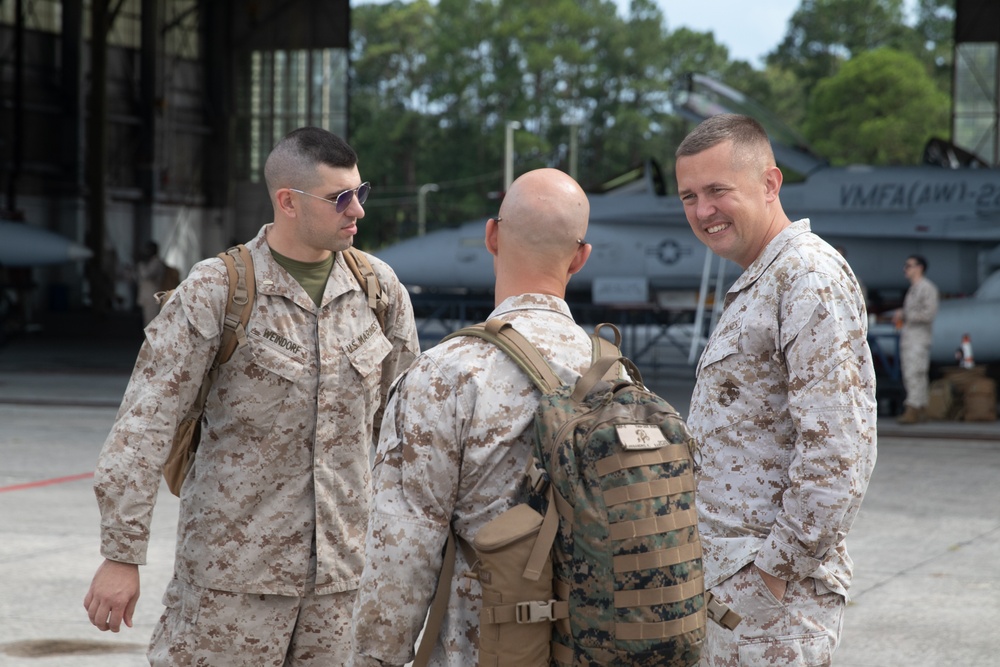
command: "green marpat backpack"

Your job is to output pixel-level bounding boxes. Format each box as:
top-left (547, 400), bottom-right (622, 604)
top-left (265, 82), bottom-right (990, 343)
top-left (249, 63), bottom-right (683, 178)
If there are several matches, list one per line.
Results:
top-left (426, 319), bottom-right (739, 667)
top-left (529, 341), bottom-right (706, 667)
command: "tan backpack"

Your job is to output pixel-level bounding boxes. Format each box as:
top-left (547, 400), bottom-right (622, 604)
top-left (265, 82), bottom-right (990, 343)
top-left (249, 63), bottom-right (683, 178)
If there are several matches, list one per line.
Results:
top-left (414, 320), bottom-right (739, 667)
top-left (160, 245), bottom-right (386, 496)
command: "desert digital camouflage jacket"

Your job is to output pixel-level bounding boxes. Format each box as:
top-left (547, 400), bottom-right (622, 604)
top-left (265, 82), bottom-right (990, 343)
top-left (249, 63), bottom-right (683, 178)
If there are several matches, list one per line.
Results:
top-left (902, 276), bottom-right (939, 333)
top-left (689, 219), bottom-right (877, 598)
top-left (94, 224), bottom-right (419, 596)
top-left (352, 294), bottom-right (594, 667)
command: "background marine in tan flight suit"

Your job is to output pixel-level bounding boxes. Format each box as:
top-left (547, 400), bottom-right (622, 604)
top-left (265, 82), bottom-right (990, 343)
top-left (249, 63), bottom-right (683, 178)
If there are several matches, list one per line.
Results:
top-left (893, 254), bottom-right (939, 424)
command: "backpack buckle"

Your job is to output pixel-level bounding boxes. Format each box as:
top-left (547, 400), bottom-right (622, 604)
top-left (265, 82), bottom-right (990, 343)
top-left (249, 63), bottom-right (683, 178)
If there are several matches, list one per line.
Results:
top-left (516, 600), bottom-right (555, 624)
top-left (705, 591), bottom-right (742, 630)
top-left (526, 460), bottom-right (548, 493)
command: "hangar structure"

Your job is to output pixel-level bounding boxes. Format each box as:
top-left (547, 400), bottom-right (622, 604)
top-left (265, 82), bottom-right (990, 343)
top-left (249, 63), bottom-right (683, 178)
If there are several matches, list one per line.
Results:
top-left (1, 0), bottom-right (1000, 328)
top-left (0, 0), bottom-right (350, 318)
top-left (954, 0), bottom-right (1000, 165)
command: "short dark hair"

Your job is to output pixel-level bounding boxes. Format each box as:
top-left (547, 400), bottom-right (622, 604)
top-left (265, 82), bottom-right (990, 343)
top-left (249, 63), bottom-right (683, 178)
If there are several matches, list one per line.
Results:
top-left (908, 254), bottom-right (928, 273)
top-left (264, 127), bottom-right (358, 195)
top-left (281, 127), bottom-right (357, 169)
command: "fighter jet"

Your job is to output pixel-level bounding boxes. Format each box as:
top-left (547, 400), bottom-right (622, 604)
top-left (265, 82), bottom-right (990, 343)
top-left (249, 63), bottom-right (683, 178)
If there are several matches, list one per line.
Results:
top-left (0, 221), bottom-right (93, 266)
top-left (375, 74), bottom-right (1000, 319)
top-left (374, 152), bottom-right (1000, 309)
top-left (929, 269), bottom-right (1000, 364)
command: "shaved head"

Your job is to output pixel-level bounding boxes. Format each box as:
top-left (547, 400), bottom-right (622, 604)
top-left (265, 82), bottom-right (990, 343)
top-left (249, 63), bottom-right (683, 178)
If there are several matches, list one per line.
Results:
top-left (489, 168), bottom-right (591, 302)
top-left (498, 168), bottom-right (589, 263)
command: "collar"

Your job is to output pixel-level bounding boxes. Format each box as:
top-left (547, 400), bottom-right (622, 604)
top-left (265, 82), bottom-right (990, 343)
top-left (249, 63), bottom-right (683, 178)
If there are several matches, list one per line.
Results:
top-left (488, 293), bottom-right (575, 321)
top-left (247, 224), bottom-right (359, 310)
top-left (729, 218), bottom-right (811, 294)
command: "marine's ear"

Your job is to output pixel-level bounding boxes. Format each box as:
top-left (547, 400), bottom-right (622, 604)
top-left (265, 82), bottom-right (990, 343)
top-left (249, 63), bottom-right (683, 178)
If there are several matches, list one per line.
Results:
top-left (568, 242), bottom-right (591, 276)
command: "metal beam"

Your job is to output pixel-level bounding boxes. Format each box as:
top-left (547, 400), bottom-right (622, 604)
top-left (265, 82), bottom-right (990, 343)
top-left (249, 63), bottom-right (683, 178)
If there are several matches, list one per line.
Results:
top-left (61, 0), bottom-right (85, 193)
top-left (4, 0), bottom-right (24, 213)
top-left (85, 0), bottom-right (110, 313)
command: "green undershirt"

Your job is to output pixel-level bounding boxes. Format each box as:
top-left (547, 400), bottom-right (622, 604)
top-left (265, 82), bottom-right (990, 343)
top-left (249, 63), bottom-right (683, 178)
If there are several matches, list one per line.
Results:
top-left (270, 249), bottom-right (334, 307)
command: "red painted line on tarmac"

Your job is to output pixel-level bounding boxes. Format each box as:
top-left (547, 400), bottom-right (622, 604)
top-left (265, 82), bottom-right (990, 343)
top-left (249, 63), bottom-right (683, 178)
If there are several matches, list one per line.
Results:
top-left (0, 471), bottom-right (94, 493)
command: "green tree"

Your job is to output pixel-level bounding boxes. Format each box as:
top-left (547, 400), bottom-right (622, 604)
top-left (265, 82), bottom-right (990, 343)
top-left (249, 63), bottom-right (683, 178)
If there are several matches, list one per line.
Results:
top-left (803, 48), bottom-right (949, 165)
top-left (754, 0), bottom-right (956, 166)
top-left (769, 0), bottom-right (911, 89)
top-left (911, 0), bottom-right (955, 89)
top-left (733, 65), bottom-right (811, 142)
top-left (350, 0), bottom-right (731, 241)
top-left (349, 0), bottom-right (957, 243)
top-left (764, 0), bottom-right (954, 118)
top-left (350, 0), bottom-right (442, 248)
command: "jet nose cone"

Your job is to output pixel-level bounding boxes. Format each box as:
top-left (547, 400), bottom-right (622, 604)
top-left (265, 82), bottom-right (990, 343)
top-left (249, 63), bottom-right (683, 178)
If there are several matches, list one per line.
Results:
top-left (0, 221), bottom-right (94, 266)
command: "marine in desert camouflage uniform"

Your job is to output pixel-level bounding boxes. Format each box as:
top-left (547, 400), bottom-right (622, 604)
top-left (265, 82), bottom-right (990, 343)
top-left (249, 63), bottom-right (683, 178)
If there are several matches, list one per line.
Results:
top-left (84, 127), bottom-right (419, 666)
top-left (351, 168), bottom-right (593, 667)
top-left (893, 255), bottom-right (939, 424)
top-left (675, 114), bottom-right (877, 667)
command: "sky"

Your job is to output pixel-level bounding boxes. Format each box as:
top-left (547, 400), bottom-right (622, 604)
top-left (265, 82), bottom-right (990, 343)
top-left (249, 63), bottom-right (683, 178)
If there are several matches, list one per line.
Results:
top-left (635, 0), bottom-right (801, 65)
top-left (354, 0), bottom-right (804, 67)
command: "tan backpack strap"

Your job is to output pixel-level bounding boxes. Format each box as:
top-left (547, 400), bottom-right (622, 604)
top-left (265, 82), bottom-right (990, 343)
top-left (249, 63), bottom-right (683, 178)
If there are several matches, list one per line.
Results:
top-left (521, 485), bottom-right (560, 581)
top-left (186, 246), bottom-right (253, 425)
top-left (163, 245), bottom-right (254, 494)
top-left (215, 244), bottom-right (255, 369)
top-left (412, 530), bottom-right (458, 667)
top-left (590, 322), bottom-right (622, 382)
top-left (570, 354), bottom-right (643, 403)
top-left (177, 246), bottom-right (255, 419)
top-left (590, 322), bottom-right (621, 363)
top-left (440, 319), bottom-right (580, 577)
top-left (344, 247), bottom-right (387, 331)
top-left (591, 323), bottom-right (624, 383)
top-left (441, 319), bottom-right (562, 394)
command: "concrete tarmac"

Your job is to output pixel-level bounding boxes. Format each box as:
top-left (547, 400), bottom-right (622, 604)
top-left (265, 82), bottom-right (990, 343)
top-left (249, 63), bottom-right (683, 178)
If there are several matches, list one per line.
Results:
top-left (1, 314), bottom-right (998, 666)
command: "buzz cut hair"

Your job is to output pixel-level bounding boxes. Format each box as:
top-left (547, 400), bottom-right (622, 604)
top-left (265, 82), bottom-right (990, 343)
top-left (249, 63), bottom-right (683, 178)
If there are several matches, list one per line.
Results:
top-left (264, 127), bottom-right (358, 197)
top-left (675, 113), bottom-right (775, 173)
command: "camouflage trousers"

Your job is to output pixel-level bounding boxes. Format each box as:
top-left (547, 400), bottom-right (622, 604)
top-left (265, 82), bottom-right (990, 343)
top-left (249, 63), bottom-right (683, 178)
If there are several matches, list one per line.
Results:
top-left (147, 576), bottom-right (356, 666)
top-left (900, 326), bottom-right (933, 409)
top-left (699, 564), bottom-right (844, 667)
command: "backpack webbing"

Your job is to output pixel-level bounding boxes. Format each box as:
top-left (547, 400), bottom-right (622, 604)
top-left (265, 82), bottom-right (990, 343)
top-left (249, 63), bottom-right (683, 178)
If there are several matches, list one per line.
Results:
top-left (216, 245), bottom-right (256, 367)
top-left (344, 246), bottom-right (387, 331)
